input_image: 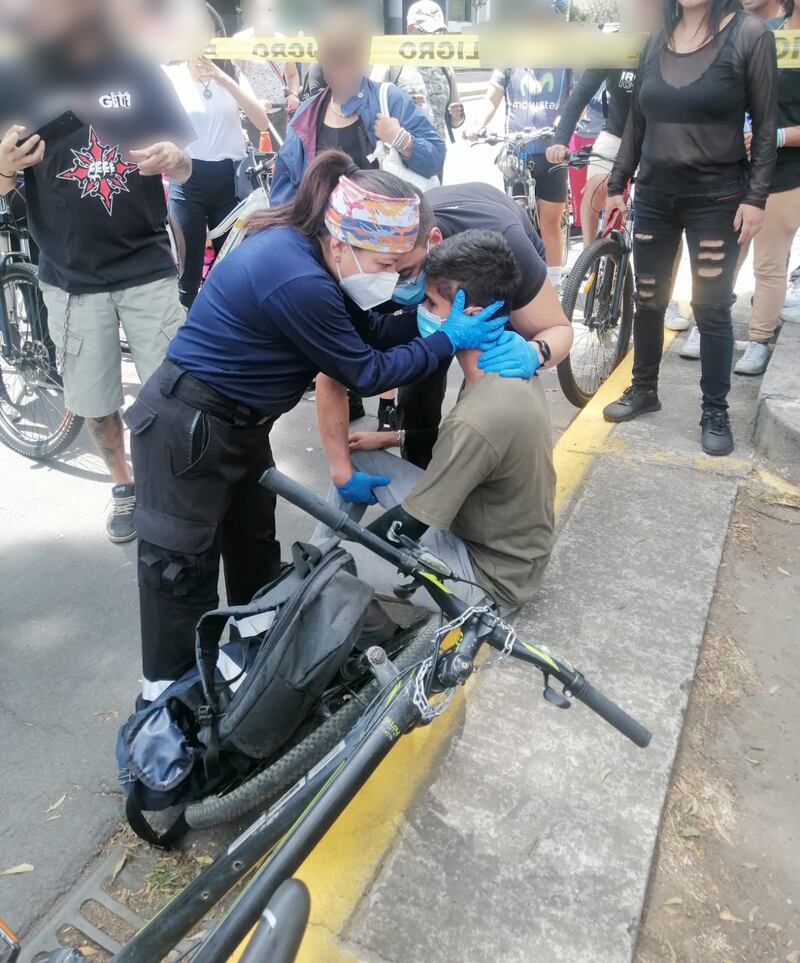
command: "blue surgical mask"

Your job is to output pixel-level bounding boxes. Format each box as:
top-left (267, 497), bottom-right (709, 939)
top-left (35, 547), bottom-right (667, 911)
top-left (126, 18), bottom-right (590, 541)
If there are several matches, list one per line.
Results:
top-left (416, 303), bottom-right (445, 338)
top-left (393, 272), bottom-right (427, 306)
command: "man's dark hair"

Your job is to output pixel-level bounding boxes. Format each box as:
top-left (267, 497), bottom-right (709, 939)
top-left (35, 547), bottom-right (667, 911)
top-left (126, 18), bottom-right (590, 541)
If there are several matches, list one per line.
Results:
top-left (424, 229), bottom-right (521, 311)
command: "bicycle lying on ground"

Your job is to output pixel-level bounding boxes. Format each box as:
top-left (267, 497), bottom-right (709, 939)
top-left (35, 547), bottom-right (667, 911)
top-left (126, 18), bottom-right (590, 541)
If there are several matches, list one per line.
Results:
top-left (550, 146), bottom-right (634, 407)
top-left (468, 126), bottom-right (573, 268)
top-left (21, 468), bottom-right (651, 963)
top-left (0, 189), bottom-right (84, 458)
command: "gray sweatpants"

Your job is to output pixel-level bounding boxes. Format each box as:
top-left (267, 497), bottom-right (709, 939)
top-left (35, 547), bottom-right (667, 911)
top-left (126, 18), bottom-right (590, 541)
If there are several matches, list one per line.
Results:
top-left (313, 449), bottom-right (491, 612)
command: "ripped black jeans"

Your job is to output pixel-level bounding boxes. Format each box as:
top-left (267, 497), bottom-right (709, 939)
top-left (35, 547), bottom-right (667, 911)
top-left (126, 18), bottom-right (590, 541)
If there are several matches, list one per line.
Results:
top-left (631, 182), bottom-right (744, 411)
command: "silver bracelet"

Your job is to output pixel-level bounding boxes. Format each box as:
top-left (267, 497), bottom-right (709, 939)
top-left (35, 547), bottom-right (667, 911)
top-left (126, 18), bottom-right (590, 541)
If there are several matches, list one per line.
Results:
top-left (396, 429), bottom-right (406, 448)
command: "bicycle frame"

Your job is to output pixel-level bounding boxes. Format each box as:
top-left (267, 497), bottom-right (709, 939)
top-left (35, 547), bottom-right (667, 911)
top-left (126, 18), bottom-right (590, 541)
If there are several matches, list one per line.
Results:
top-left (114, 469), bottom-right (651, 963)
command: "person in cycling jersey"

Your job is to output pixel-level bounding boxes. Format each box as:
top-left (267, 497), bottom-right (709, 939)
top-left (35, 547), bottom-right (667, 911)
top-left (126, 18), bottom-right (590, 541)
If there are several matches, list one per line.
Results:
top-left (318, 229), bottom-right (555, 614)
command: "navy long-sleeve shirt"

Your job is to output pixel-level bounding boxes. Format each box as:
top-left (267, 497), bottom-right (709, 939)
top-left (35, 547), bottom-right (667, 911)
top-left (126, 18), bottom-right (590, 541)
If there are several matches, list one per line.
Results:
top-left (166, 226), bottom-right (453, 413)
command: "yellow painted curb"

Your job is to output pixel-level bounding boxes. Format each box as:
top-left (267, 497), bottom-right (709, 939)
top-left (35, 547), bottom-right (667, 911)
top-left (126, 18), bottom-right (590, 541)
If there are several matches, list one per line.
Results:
top-left (231, 332), bottom-right (680, 962)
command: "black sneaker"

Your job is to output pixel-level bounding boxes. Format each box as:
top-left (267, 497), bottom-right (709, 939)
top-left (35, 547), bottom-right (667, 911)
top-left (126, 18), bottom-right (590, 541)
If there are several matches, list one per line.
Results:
top-left (348, 391), bottom-right (366, 422)
top-left (0, 394), bottom-right (22, 423)
top-left (700, 409), bottom-right (734, 457)
top-left (377, 398), bottom-right (398, 432)
top-left (107, 483), bottom-right (137, 543)
top-left (603, 385), bottom-right (661, 423)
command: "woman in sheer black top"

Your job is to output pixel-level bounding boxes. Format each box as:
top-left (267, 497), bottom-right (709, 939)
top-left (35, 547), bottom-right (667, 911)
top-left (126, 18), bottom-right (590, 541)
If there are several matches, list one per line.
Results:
top-left (603, 0), bottom-right (777, 456)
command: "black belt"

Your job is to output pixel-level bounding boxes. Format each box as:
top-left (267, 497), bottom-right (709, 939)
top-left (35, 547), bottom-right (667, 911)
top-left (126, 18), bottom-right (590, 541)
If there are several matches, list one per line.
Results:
top-left (159, 360), bottom-right (275, 429)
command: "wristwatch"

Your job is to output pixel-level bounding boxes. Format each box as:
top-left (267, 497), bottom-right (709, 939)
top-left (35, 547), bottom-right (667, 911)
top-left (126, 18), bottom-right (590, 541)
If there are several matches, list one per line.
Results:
top-left (534, 339), bottom-right (552, 364)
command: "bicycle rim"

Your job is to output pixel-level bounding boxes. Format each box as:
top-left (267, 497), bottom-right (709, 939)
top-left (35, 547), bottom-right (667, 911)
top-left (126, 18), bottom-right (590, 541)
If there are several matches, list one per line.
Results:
top-left (0, 263), bottom-right (84, 458)
top-left (557, 239), bottom-right (633, 407)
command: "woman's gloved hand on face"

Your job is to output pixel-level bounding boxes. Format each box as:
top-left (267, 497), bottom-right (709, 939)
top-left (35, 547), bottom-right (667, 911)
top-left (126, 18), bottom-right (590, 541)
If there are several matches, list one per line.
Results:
top-left (440, 290), bottom-right (508, 351)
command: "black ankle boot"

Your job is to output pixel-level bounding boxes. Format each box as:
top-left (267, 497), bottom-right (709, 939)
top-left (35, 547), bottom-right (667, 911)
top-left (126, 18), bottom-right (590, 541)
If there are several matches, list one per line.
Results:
top-left (700, 408), bottom-right (734, 456)
top-left (603, 385), bottom-right (661, 423)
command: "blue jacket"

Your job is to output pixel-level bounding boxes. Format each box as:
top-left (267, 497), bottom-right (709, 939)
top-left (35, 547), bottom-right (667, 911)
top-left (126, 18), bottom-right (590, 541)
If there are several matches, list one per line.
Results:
top-left (270, 78), bottom-right (446, 204)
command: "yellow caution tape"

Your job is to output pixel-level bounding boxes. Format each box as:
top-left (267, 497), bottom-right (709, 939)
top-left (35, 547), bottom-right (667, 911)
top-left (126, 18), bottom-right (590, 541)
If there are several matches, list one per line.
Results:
top-left (208, 29), bottom-right (800, 68)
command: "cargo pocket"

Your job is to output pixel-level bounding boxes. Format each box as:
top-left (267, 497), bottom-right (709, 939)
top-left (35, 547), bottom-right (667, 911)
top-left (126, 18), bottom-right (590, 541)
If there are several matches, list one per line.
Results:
top-left (136, 507), bottom-right (218, 598)
top-left (123, 398), bottom-right (157, 436)
top-left (171, 409), bottom-right (213, 479)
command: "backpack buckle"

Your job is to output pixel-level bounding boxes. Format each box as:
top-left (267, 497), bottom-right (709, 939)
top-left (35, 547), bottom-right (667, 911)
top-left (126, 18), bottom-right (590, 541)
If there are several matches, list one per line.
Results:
top-left (196, 704), bottom-right (214, 726)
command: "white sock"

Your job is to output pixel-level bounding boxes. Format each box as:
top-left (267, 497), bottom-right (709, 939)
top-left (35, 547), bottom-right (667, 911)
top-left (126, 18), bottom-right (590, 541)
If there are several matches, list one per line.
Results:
top-left (547, 266), bottom-right (561, 287)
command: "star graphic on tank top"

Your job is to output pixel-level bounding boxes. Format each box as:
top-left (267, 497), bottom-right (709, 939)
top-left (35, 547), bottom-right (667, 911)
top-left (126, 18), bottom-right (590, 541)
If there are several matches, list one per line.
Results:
top-left (56, 126), bottom-right (138, 216)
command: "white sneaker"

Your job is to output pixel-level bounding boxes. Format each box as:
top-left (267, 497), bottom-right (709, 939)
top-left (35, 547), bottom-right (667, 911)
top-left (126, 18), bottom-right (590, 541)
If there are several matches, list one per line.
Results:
top-left (665, 300), bottom-right (691, 331)
top-left (679, 325), bottom-right (701, 359)
top-left (734, 340), bottom-right (770, 376)
top-left (781, 277), bottom-right (800, 321)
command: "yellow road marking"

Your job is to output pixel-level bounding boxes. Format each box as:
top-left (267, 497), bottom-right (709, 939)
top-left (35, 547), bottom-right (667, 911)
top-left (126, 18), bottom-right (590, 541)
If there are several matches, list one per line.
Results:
top-left (230, 329), bottom-right (681, 961)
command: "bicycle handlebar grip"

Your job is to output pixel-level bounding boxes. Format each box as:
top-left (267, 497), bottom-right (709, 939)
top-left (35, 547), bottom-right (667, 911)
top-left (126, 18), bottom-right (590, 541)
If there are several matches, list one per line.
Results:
top-left (572, 681), bottom-right (651, 748)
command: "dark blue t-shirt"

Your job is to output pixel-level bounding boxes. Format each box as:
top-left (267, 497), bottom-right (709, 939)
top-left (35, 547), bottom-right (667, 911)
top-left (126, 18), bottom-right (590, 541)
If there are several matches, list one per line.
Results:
top-left (167, 226), bottom-right (453, 413)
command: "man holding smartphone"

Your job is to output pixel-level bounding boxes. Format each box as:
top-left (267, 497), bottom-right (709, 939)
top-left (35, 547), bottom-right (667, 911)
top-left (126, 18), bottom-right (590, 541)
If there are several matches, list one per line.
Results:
top-left (0, 0), bottom-right (195, 543)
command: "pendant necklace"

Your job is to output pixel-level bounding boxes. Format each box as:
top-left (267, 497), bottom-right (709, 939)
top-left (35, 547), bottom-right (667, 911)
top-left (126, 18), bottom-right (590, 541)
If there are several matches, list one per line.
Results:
top-left (202, 81), bottom-right (213, 100)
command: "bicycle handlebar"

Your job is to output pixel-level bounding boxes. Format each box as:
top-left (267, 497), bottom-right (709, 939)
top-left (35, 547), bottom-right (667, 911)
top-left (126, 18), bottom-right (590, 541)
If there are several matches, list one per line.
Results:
top-left (466, 126), bottom-right (555, 147)
top-left (262, 469), bottom-right (652, 749)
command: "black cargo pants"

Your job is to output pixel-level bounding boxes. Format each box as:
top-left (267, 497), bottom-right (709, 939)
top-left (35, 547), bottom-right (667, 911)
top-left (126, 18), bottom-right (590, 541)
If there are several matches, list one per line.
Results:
top-left (126, 361), bottom-right (282, 691)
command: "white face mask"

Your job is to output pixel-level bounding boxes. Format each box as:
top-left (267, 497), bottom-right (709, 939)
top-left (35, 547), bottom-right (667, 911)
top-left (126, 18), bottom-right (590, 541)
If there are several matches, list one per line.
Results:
top-left (337, 246), bottom-right (400, 311)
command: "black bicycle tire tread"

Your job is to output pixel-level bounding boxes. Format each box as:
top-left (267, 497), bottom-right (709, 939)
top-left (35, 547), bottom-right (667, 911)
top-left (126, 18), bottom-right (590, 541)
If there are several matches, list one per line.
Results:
top-left (184, 614), bottom-right (441, 829)
top-left (0, 261), bottom-right (85, 458)
top-left (557, 237), bottom-right (633, 408)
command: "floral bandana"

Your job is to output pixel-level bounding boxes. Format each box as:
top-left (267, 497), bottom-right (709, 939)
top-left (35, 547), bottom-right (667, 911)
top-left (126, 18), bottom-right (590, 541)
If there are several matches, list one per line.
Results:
top-left (324, 175), bottom-right (420, 254)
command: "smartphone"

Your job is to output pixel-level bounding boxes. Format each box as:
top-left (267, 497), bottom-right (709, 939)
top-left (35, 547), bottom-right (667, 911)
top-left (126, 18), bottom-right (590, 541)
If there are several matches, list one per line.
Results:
top-left (18, 110), bottom-right (84, 147)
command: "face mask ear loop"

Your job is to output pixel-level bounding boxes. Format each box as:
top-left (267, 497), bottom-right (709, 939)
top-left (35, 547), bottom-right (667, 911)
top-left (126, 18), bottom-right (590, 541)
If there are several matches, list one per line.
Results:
top-left (349, 245), bottom-right (365, 276)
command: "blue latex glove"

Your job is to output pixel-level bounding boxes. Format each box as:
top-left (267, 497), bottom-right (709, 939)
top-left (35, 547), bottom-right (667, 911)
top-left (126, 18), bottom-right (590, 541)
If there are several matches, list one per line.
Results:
top-left (336, 471), bottom-right (391, 505)
top-left (441, 290), bottom-right (508, 351)
top-left (478, 330), bottom-right (541, 379)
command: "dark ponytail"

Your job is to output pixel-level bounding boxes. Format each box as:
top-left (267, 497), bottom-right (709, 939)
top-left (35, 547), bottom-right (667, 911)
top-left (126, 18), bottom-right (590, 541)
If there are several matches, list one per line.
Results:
top-left (247, 149), bottom-right (421, 238)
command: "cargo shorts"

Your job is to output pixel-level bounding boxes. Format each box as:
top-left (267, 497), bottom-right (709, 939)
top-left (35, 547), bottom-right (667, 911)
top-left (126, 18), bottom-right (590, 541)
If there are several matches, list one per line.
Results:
top-left (40, 276), bottom-right (186, 418)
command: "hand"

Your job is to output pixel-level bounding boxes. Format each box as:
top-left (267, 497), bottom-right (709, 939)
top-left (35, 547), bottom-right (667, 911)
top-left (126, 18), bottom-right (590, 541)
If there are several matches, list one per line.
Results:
top-left (605, 194), bottom-right (628, 223)
top-left (734, 203), bottom-right (764, 246)
top-left (448, 103), bottom-right (465, 127)
top-left (188, 56), bottom-right (229, 86)
top-left (743, 130), bottom-right (753, 156)
top-left (478, 330), bottom-right (541, 379)
top-left (336, 471), bottom-right (391, 505)
top-left (464, 124), bottom-right (486, 142)
top-left (349, 431), bottom-right (396, 452)
top-left (546, 143), bottom-right (568, 165)
top-left (129, 141), bottom-right (185, 177)
top-left (0, 125), bottom-right (45, 175)
top-left (286, 93), bottom-right (300, 114)
top-left (440, 290), bottom-right (508, 351)
top-left (374, 114), bottom-right (402, 144)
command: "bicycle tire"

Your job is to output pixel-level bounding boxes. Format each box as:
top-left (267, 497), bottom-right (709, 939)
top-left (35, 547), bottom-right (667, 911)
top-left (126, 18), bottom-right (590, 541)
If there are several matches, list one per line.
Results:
top-left (0, 261), bottom-right (85, 458)
top-left (185, 613), bottom-right (441, 829)
top-left (557, 237), bottom-right (633, 408)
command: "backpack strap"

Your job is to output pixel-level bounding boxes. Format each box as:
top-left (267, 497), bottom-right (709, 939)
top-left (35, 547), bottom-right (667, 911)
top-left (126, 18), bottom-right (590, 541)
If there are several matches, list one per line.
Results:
top-left (126, 784), bottom-right (190, 850)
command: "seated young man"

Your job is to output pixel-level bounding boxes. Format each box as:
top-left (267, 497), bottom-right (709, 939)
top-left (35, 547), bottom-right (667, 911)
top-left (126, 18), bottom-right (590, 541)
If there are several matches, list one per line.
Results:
top-left (319, 229), bottom-right (556, 614)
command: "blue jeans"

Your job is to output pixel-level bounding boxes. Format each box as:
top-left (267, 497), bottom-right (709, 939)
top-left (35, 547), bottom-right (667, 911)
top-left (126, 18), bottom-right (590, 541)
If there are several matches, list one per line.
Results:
top-left (168, 158), bottom-right (239, 309)
top-left (631, 181), bottom-right (744, 411)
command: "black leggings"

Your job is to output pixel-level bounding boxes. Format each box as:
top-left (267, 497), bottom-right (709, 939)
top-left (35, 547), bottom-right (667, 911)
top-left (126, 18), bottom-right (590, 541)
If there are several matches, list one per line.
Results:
top-left (168, 158), bottom-right (239, 309)
top-left (631, 182), bottom-right (743, 411)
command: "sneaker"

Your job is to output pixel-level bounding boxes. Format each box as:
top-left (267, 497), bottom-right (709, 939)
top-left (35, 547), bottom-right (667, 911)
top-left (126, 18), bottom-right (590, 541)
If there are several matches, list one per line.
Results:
top-left (603, 385), bottom-right (662, 423)
top-left (107, 483), bottom-right (137, 543)
top-left (701, 409), bottom-right (734, 457)
top-left (0, 394), bottom-right (22, 423)
top-left (347, 391), bottom-right (366, 422)
top-left (377, 398), bottom-right (398, 432)
top-left (665, 300), bottom-right (691, 331)
top-left (679, 326), bottom-right (701, 360)
top-left (734, 340), bottom-right (770, 376)
top-left (781, 280), bottom-right (800, 322)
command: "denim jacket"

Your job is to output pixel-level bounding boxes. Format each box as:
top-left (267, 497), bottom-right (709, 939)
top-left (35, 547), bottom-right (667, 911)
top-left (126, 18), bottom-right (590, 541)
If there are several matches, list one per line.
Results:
top-left (270, 77), bottom-right (446, 204)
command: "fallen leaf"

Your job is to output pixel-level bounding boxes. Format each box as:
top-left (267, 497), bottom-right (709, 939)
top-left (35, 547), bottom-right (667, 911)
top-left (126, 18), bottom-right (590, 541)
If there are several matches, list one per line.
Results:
top-left (79, 948), bottom-right (99, 958)
top-left (766, 922), bottom-right (784, 933)
top-left (787, 952), bottom-right (800, 963)
top-left (599, 767), bottom-right (612, 781)
top-left (305, 447), bottom-right (314, 453)
top-left (47, 793), bottom-right (67, 814)
top-left (94, 709), bottom-right (120, 722)
top-left (745, 756), bottom-right (761, 766)
top-left (720, 909), bottom-right (743, 924)
top-left (777, 567), bottom-right (791, 577)
top-left (769, 685), bottom-right (780, 695)
top-left (46, 814), bottom-right (61, 822)
top-left (0, 863), bottom-right (33, 876)
top-left (195, 855), bottom-right (213, 866)
top-left (665, 896), bottom-right (683, 906)
top-left (680, 826), bottom-right (701, 838)
top-left (749, 906), bottom-right (759, 923)
top-left (742, 862), bottom-right (758, 869)
top-left (666, 940), bottom-right (677, 963)
top-left (714, 818), bottom-right (733, 845)
top-left (111, 852), bottom-right (127, 883)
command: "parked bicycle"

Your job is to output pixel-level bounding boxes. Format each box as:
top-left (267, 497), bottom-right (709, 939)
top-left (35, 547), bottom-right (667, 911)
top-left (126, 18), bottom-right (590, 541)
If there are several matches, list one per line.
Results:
top-left (551, 146), bottom-right (634, 407)
top-left (37, 467), bottom-right (651, 963)
top-left (469, 126), bottom-right (573, 268)
top-left (0, 189), bottom-right (84, 458)
top-left (207, 141), bottom-right (275, 266)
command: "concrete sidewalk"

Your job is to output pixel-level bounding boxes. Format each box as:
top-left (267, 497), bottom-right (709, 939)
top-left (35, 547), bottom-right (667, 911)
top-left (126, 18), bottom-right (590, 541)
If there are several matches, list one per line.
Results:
top-left (301, 314), bottom-right (786, 962)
